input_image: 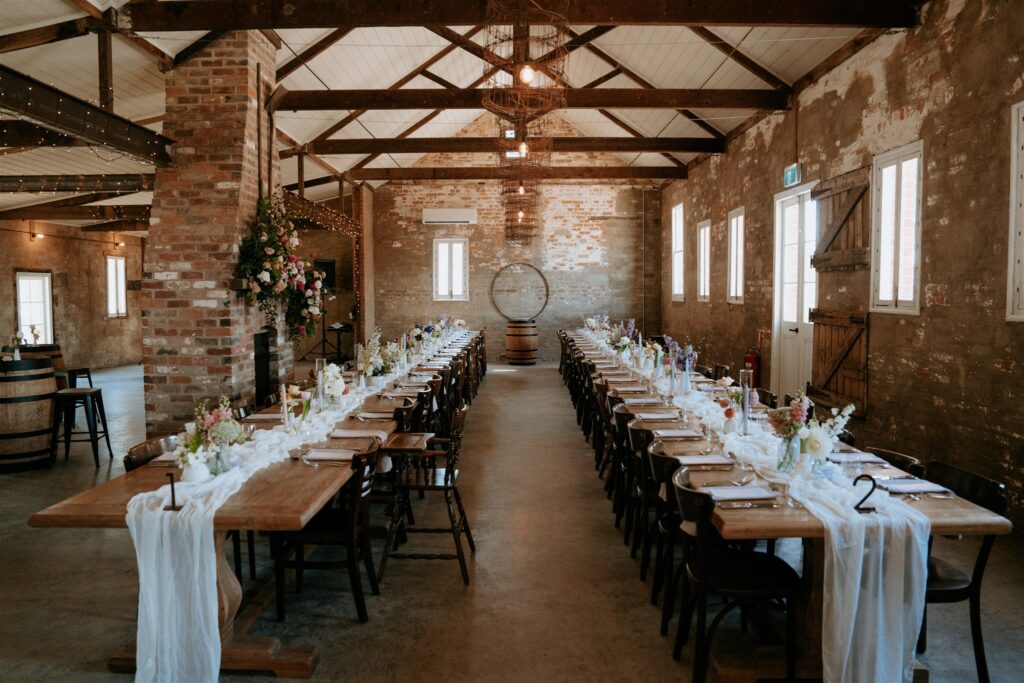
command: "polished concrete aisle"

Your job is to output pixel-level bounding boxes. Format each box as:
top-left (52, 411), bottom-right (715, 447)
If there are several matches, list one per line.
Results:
top-left (1, 363), bottom-right (1022, 681)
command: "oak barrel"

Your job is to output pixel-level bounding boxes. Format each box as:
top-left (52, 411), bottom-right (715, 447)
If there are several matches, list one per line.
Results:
top-left (16, 344), bottom-right (65, 369)
top-left (0, 358), bottom-right (57, 472)
top-left (506, 320), bottom-right (539, 365)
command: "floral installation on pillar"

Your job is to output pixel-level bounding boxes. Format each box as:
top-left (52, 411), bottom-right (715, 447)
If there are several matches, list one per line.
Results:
top-left (173, 396), bottom-right (246, 483)
top-left (235, 197), bottom-right (331, 339)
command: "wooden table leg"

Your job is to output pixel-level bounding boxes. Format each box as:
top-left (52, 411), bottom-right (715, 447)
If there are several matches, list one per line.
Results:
top-left (109, 531), bottom-right (319, 678)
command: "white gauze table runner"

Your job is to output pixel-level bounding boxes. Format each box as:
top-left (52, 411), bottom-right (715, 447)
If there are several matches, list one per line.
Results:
top-left (125, 334), bottom-right (474, 683)
top-left (581, 329), bottom-right (930, 683)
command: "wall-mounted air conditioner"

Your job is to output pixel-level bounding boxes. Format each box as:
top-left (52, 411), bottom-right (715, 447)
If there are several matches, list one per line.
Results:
top-left (422, 208), bottom-right (478, 225)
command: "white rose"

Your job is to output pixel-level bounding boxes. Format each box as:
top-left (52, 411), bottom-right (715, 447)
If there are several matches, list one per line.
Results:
top-left (797, 426), bottom-right (810, 440)
top-left (258, 270), bottom-right (271, 283)
top-left (804, 426), bottom-right (833, 461)
top-left (619, 336), bottom-right (630, 346)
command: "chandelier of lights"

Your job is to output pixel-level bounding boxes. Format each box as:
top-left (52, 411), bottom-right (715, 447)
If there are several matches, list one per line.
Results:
top-left (481, 0), bottom-right (569, 245)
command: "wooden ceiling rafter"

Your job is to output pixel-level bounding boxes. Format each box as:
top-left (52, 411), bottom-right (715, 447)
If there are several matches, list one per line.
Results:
top-left (65, 1), bottom-right (172, 70)
top-left (293, 136), bottom-right (725, 156)
top-left (80, 219), bottom-right (149, 233)
top-left (688, 26), bottom-right (790, 91)
top-left (116, 1), bottom-right (923, 31)
top-left (0, 174), bottom-right (155, 193)
top-left (0, 204), bottom-right (150, 221)
top-left (173, 31), bottom-right (229, 67)
top-left (557, 26), bottom-right (726, 141)
top-left (276, 27), bottom-right (353, 82)
top-left (0, 16), bottom-right (102, 54)
top-left (0, 65), bottom-right (173, 166)
top-left (305, 25), bottom-right (485, 145)
top-left (347, 166), bottom-right (686, 181)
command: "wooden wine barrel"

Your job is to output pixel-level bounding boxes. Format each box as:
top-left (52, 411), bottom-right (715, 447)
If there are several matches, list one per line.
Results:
top-left (17, 344), bottom-right (65, 369)
top-left (0, 358), bottom-right (57, 472)
top-left (506, 320), bottom-right (539, 365)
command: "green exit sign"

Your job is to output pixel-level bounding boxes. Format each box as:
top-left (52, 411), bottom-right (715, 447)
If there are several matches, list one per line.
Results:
top-left (783, 163), bottom-right (802, 187)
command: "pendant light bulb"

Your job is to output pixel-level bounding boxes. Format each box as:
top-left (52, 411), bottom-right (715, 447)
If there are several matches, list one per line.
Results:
top-left (519, 141), bottom-right (528, 156)
top-left (519, 64), bottom-right (535, 84)
top-left (518, 210), bottom-right (525, 220)
top-left (518, 184), bottom-right (525, 195)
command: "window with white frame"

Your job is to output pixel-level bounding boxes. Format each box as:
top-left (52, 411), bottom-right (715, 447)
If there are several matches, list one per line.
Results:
top-left (697, 220), bottom-right (711, 302)
top-left (727, 208), bottom-right (745, 304)
top-left (871, 140), bottom-right (923, 314)
top-left (106, 255), bottom-right (127, 317)
top-left (433, 237), bottom-right (468, 301)
top-left (1008, 101), bottom-right (1024, 321)
top-left (671, 203), bottom-right (684, 301)
top-left (15, 271), bottom-right (54, 344)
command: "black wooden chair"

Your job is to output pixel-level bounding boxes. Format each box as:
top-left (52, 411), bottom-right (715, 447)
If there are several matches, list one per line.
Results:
top-left (864, 446), bottom-right (925, 477)
top-left (755, 387), bottom-right (777, 409)
top-left (647, 440), bottom-right (684, 634)
top-left (713, 363), bottom-right (730, 380)
top-left (671, 468), bottom-right (799, 681)
top-left (391, 405), bottom-right (475, 585)
top-left (917, 461), bottom-right (1007, 683)
top-left (694, 364), bottom-right (714, 379)
top-left (270, 444), bottom-right (381, 622)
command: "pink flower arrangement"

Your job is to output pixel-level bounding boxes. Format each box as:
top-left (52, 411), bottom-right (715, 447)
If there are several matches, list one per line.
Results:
top-left (768, 393), bottom-right (812, 441)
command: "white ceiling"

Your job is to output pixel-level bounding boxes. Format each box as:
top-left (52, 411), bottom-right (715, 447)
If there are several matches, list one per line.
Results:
top-left (1, 0), bottom-right (865, 208)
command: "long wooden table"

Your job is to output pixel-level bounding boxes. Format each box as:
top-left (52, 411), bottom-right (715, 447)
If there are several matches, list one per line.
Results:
top-left (27, 334), bottom-right (477, 678)
top-left (571, 334), bottom-right (1013, 680)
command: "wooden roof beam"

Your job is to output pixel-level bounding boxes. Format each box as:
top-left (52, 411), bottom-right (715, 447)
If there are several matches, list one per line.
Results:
top-left (173, 31), bottom-right (228, 67)
top-left (276, 27), bottom-right (352, 81)
top-left (295, 136), bottom-right (724, 156)
top-left (347, 166), bottom-right (686, 181)
top-left (688, 27), bottom-right (790, 91)
top-left (0, 174), bottom-right (155, 193)
top-left (80, 219), bottom-right (149, 233)
top-left (117, 1), bottom-right (922, 31)
top-left (0, 17), bottom-right (102, 54)
top-left (0, 205), bottom-right (150, 221)
top-left (272, 88), bottom-right (789, 112)
top-left (0, 66), bottom-right (172, 166)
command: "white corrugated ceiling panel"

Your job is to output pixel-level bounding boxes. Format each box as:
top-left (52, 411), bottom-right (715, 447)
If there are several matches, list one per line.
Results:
top-left (591, 26), bottom-right (730, 89)
top-left (716, 26), bottom-right (862, 85)
top-left (0, 0), bottom-right (86, 36)
top-left (0, 146), bottom-right (156, 177)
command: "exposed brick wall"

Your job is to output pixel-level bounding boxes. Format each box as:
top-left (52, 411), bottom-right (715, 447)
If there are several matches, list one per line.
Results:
top-left (143, 31), bottom-right (280, 435)
top-left (660, 0), bottom-right (1024, 523)
top-left (0, 221), bottom-right (143, 369)
top-left (371, 113), bottom-right (661, 361)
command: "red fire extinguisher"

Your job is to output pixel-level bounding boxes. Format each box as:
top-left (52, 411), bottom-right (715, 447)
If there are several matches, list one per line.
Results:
top-left (744, 347), bottom-right (761, 388)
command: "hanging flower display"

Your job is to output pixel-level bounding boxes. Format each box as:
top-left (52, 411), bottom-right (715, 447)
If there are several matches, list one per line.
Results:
top-left (236, 197), bottom-right (329, 339)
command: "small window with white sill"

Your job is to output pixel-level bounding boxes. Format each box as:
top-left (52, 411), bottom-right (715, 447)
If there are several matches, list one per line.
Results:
top-left (727, 208), bottom-right (745, 304)
top-left (16, 271), bottom-right (54, 344)
top-left (871, 140), bottom-right (923, 314)
top-left (671, 203), bottom-right (684, 301)
top-left (697, 220), bottom-right (711, 302)
top-left (106, 255), bottom-right (127, 317)
top-left (433, 237), bottom-right (468, 301)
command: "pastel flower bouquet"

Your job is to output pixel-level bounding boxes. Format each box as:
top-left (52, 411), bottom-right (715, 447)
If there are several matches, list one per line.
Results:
top-left (768, 394), bottom-right (854, 473)
top-left (174, 396), bottom-right (246, 482)
top-left (321, 362), bottom-right (348, 400)
top-left (356, 330), bottom-right (391, 378)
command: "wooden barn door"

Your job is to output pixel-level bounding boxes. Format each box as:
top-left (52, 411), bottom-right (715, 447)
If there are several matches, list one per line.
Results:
top-left (808, 167), bottom-right (871, 414)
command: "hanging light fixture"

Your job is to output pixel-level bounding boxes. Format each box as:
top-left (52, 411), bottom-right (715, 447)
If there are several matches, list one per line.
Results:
top-left (518, 141), bottom-right (528, 157)
top-left (519, 64), bottom-right (535, 84)
top-left (518, 184), bottom-right (525, 195)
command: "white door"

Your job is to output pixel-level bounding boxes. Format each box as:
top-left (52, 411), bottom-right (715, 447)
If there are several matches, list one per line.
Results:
top-left (773, 187), bottom-right (817, 400)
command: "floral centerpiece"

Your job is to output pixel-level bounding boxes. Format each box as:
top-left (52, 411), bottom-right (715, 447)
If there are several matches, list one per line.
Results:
top-left (173, 396), bottom-right (246, 482)
top-left (454, 319), bottom-right (467, 329)
top-left (768, 394), bottom-right (854, 473)
top-left (235, 197), bottom-right (331, 339)
top-left (356, 330), bottom-right (392, 379)
top-left (322, 362), bottom-right (348, 401)
top-left (584, 316), bottom-right (598, 332)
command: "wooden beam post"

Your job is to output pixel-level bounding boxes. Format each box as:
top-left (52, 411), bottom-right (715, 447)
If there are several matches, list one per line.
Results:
top-left (293, 136), bottom-right (725, 156)
top-left (0, 174), bottom-right (155, 193)
top-left (296, 152), bottom-right (305, 198)
top-left (98, 27), bottom-right (114, 111)
top-left (346, 166), bottom-right (686, 181)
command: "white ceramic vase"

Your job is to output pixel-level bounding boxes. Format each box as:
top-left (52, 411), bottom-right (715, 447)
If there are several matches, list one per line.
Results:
top-left (181, 461), bottom-right (212, 483)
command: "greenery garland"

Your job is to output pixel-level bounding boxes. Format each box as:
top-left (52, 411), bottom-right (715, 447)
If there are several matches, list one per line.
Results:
top-left (236, 197), bottom-right (329, 339)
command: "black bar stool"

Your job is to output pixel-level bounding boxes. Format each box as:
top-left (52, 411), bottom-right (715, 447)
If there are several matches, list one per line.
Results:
top-left (51, 388), bottom-right (113, 467)
top-left (54, 368), bottom-right (92, 389)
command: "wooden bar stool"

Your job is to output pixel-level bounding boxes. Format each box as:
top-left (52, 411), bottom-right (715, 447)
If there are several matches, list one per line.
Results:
top-left (51, 387), bottom-right (113, 467)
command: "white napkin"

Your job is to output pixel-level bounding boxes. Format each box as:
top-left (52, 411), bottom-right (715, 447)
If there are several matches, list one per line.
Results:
top-left (623, 398), bottom-right (662, 405)
top-left (636, 411), bottom-right (678, 420)
top-left (828, 452), bottom-right (885, 464)
top-left (704, 485), bottom-right (778, 501)
top-left (652, 428), bottom-right (703, 439)
top-left (880, 479), bottom-right (950, 494)
top-left (614, 385), bottom-right (647, 392)
top-left (303, 449), bottom-right (356, 461)
top-left (357, 412), bottom-right (394, 420)
top-left (675, 454), bottom-right (733, 466)
top-left (330, 429), bottom-right (389, 443)
top-left (153, 452), bottom-right (176, 462)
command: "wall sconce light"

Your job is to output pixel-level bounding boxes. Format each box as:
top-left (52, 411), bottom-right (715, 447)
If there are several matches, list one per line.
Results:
top-left (30, 232), bottom-right (45, 241)
top-left (116, 241), bottom-right (126, 248)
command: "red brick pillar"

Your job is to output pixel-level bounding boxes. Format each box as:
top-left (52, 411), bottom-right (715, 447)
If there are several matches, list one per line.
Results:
top-left (143, 31), bottom-right (281, 435)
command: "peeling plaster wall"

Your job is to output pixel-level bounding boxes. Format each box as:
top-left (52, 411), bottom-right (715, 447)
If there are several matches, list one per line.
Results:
top-left (661, 0), bottom-right (1024, 523)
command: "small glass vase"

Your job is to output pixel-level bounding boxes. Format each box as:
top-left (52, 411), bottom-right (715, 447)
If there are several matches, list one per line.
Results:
top-left (13, 348), bottom-right (20, 361)
top-left (777, 437), bottom-right (800, 473)
top-left (682, 359), bottom-right (692, 393)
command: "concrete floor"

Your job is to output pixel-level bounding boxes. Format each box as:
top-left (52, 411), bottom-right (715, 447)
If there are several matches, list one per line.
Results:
top-left (0, 363), bottom-right (1021, 682)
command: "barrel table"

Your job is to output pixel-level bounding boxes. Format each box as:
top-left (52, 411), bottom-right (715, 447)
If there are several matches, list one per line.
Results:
top-left (0, 358), bottom-right (57, 471)
top-left (505, 320), bottom-right (539, 365)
